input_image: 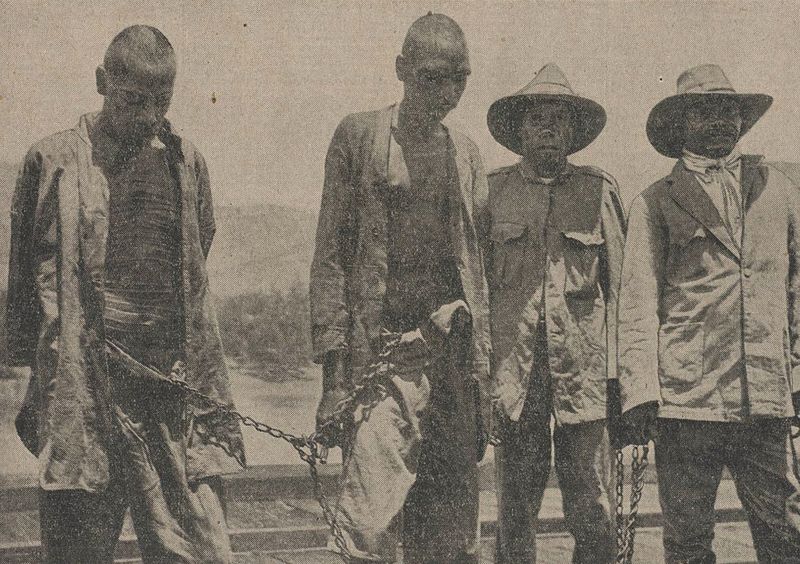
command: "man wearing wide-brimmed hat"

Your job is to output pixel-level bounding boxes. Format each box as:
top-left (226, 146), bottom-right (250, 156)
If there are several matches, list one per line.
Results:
top-left (485, 63), bottom-right (626, 563)
top-left (617, 64), bottom-right (800, 562)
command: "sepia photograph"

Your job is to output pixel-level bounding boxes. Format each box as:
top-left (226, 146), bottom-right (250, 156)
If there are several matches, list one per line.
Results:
top-left (1, 1), bottom-right (800, 562)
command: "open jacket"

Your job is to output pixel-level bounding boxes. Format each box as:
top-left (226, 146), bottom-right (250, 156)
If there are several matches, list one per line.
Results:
top-left (7, 113), bottom-right (245, 491)
top-left (310, 104), bottom-right (492, 418)
top-left (618, 156), bottom-right (800, 421)
top-left (486, 162), bottom-right (626, 424)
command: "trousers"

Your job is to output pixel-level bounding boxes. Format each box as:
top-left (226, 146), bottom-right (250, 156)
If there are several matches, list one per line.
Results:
top-left (336, 338), bottom-right (480, 563)
top-left (39, 348), bottom-right (232, 564)
top-left (656, 418), bottom-right (800, 564)
top-left (495, 321), bottom-right (615, 564)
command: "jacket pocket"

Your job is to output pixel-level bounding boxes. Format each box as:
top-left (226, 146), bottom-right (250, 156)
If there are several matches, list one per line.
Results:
top-left (490, 222), bottom-right (527, 288)
top-left (562, 230), bottom-right (604, 299)
top-left (658, 322), bottom-right (704, 387)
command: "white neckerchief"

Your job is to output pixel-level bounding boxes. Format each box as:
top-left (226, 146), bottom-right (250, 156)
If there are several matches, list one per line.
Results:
top-left (681, 147), bottom-right (743, 243)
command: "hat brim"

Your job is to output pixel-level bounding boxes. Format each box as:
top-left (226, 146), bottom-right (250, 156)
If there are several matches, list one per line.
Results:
top-left (646, 92), bottom-right (773, 158)
top-left (487, 93), bottom-right (607, 156)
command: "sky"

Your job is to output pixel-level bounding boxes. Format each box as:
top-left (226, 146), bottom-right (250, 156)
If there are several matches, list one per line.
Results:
top-left (2, 0), bottom-right (800, 209)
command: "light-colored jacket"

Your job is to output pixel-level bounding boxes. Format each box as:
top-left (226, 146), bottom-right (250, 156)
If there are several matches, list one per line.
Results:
top-left (486, 162), bottom-right (626, 424)
top-left (6, 113), bottom-right (245, 491)
top-left (310, 104), bottom-right (492, 416)
top-left (618, 156), bottom-right (800, 421)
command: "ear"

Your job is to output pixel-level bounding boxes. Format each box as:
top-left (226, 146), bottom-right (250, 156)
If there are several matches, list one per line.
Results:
top-left (96, 66), bottom-right (109, 96)
top-left (395, 55), bottom-right (408, 82)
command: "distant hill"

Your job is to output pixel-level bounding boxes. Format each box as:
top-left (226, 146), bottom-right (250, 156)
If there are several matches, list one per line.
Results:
top-left (0, 160), bottom-right (316, 296)
top-left (209, 204), bottom-right (316, 296)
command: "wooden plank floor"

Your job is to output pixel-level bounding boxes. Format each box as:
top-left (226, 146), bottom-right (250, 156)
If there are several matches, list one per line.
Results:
top-left (233, 522), bottom-right (757, 564)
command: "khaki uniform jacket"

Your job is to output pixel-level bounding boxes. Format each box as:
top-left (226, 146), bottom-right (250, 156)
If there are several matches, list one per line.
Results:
top-left (7, 114), bottom-right (245, 491)
top-left (486, 162), bottom-right (626, 424)
top-left (310, 104), bottom-right (492, 414)
top-left (618, 156), bottom-right (800, 421)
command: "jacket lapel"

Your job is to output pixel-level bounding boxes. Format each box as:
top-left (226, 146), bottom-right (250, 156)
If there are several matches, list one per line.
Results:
top-left (449, 134), bottom-right (474, 229)
top-left (667, 161), bottom-right (741, 260)
top-left (741, 155), bottom-right (766, 213)
top-left (75, 114), bottom-right (111, 288)
top-left (386, 106), bottom-right (410, 191)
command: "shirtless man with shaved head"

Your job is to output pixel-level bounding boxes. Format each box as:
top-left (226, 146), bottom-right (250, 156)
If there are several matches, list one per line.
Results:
top-left (8, 26), bottom-right (244, 562)
top-left (310, 13), bottom-right (492, 564)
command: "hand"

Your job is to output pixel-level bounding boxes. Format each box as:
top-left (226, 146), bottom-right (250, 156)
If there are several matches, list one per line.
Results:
top-left (620, 401), bottom-right (659, 446)
top-left (390, 328), bottom-right (430, 370)
top-left (316, 350), bottom-right (351, 448)
top-left (428, 300), bottom-right (471, 336)
top-left (315, 386), bottom-right (352, 448)
top-left (475, 396), bottom-right (494, 462)
top-left (420, 300), bottom-right (471, 359)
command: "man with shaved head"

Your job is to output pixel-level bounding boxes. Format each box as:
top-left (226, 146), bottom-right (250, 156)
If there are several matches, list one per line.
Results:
top-left (310, 13), bottom-right (491, 563)
top-left (8, 25), bottom-right (244, 562)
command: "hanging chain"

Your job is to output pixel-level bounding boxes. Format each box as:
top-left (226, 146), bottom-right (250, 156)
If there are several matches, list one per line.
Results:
top-left (615, 448), bottom-right (626, 560)
top-left (615, 445), bottom-right (650, 564)
top-left (111, 334), bottom-right (403, 564)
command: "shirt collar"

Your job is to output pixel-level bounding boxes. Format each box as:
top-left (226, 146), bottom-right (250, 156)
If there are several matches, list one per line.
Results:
top-left (518, 158), bottom-right (574, 186)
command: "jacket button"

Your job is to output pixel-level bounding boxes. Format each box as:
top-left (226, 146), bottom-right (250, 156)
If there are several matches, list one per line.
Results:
top-left (743, 267), bottom-right (753, 278)
top-left (371, 226), bottom-right (380, 237)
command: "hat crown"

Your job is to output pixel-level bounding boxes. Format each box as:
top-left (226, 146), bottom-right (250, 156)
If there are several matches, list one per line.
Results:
top-left (676, 64), bottom-right (737, 95)
top-left (515, 63), bottom-right (575, 97)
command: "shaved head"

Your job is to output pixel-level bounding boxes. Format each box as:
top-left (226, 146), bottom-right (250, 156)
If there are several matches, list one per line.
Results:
top-left (96, 26), bottom-right (177, 147)
top-left (104, 25), bottom-right (176, 82)
top-left (396, 14), bottom-right (470, 127)
top-left (401, 13), bottom-right (467, 64)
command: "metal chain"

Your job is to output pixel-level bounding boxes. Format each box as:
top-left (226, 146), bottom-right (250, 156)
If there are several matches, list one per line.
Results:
top-left (152, 335), bottom-right (403, 564)
top-left (311, 333), bottom-right (400, 446)
top-left (615, 445), bottom-right (650, 564)
top-left (615, 448), bottom-right (626, 560)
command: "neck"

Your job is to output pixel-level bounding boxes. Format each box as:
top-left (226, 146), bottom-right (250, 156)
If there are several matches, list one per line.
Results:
top-left (398, 98), bottom-right (442, 139)
top-left (682, 146), bottom-right (740, 162)
top-left (524, 155), bottom-right (568, 179)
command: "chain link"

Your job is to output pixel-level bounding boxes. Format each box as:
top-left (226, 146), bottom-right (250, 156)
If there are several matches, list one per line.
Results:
top-left (145, 336), bottom-right (406, 564)
top-left (120, 336), bottom-right (659, 564)
top-left (615, 448), bottom-right (626, 560)
top-left (615, 445), bottom-right (650, 564)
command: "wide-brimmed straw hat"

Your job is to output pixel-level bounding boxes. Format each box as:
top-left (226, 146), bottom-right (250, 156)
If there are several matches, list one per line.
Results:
top-left (487, 63), bottom-right (606, 156)
top-left (647, 64), bottom-right (772, 158)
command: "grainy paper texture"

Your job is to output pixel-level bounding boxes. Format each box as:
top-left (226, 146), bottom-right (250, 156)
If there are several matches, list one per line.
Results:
top-left (2, 1), bottom-right (800, 561)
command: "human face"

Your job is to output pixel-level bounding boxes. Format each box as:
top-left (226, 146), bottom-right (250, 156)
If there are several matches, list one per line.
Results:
top-left (518, 100), bottom-right (574, 177)
top-left (99, 66), bottom-right (174, 146)
top-left (684, 97), bottom-right (742, 158)
top-left (399, 51), bottom-right (470, 124)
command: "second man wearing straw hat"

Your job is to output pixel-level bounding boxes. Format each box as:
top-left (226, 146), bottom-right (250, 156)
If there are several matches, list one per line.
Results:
top-left (617, 64), bottom-right (800, 563)
top-left (485, 63), bottom-right (625, 563)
